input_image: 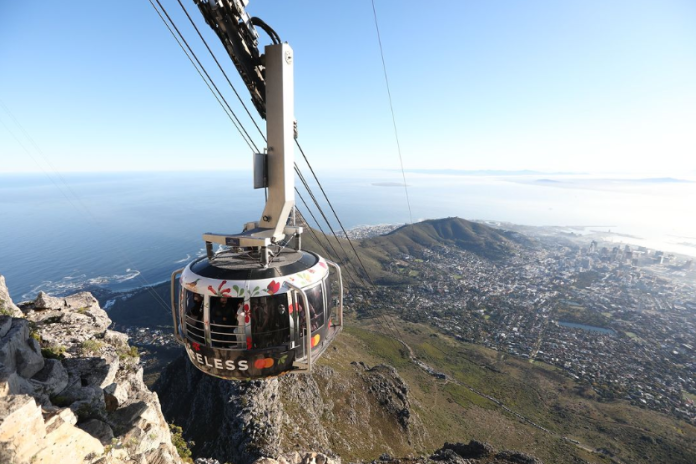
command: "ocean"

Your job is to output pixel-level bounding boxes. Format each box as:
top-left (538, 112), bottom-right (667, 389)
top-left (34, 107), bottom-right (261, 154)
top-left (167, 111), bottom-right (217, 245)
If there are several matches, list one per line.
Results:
top-left (1, 170), bottom-right (694, 300)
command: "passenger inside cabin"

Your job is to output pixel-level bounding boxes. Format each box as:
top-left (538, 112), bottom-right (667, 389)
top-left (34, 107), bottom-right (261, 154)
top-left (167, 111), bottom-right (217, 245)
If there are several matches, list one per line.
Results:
top-left (185, 291), bottom-right (205, 344)
top-left (251, 295), bottom-right (290, 348)
top-left (187, 292), bottom-right (203, 319)
top-left (210, 296), bottom-right (244, 347)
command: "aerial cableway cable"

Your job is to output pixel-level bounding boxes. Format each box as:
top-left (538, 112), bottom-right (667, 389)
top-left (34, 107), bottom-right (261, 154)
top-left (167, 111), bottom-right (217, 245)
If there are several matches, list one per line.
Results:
top-left (149, 0), bottom-right (403, 344)
top-left (295, 163), bottom-right (404, 345)
top-left (370, 0), bottom-right (413, 225)
top-left (295, 141), bottom-right (379, 289)
top-left (157, 0), bottom-right (358, 285)
top-left (295, 189), bottom-right (362, 289)
top-left (174, 0), bottom-right (267, 143)
top-left (149, 0), bottom-right (261, 154)
top-left (295, 165), bottom-right (371, 288)
top-left (170, 0), bottom-right (378, 296)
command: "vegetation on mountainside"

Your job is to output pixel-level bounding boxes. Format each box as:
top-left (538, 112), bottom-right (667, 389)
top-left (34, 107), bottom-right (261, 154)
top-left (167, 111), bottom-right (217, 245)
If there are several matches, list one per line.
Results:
top-left (314, 320), bottom-right (696, 464)
top-left (41, 344), bottom-right (66, 360)
top-left (81, 339), bottom-right (104, 355)
top-left (169, 423), bottom-right (194, 463)
top-left (366, 218), bottom-right (524, 261)
top-left (111, 217), bottom-right (695, 463)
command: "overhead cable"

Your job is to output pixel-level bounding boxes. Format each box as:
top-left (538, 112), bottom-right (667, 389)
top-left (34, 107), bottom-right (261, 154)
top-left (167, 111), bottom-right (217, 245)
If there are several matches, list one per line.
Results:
top-left (175, 0), bottom-right (267, 141)
top-left (150, 0), bottom-right (261, 153)
top-left (296, 141), bottom-right (377, 287)
top-left (370, 0), bottom-right (413, 224)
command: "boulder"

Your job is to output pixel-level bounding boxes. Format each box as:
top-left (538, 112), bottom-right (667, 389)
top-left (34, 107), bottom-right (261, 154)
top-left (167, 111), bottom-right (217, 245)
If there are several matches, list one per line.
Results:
top-left (33, 291), bottom-right (65, 310)
top-left (63, 292), bottom-right (100, 311)
top-left (104, 382), bottom-right (129, 411)
top-left (0, 319), bottom-right (44, 377)
top-left (63, 386), bottom-right (106, 420)
top-left (78, 418), bottom-right (114, 445)
top-left (0, 275), bottom-right (22, 317)
top-left (30, 359), bottom-right (69, 398)
top-left (430, 448), bottom-right (470, 464)
top-left (0, 370), bottom-right (35, 397)
top-left (495, 451), bottom-right (543, 464)
top-left (36, 412), bottom-right (103, 463)
top-left (44, 406), bottom-right (77, 434)
top-left (0, 394), bottom-right (47, 462)
top-left (109, 400), bottom-right (149, 430)
top-left (15, 337), bottom-right (45, 379)
top-left (63, 356), bottom-right (119, 389)
top-left (0, 315), bottom-right (12, 338)
top-left (442, 441), bottom-right (496, 459)
top-left (104, 329), bottom-right (130, 347)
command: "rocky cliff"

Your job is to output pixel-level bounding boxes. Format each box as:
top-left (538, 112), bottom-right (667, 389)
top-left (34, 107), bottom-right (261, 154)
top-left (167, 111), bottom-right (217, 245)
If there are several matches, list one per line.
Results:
top-left (154, 344), bottom-right (543, 464)
top-left (1, 273), bottom-right (543, 464)
top-left (154, 353), bottom-right (428, 464)
top-left (0, 275), bottom-right (183, 464)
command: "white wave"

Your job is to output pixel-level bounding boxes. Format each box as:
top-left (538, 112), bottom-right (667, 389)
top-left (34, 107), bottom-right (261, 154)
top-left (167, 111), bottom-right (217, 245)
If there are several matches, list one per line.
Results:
top-left (114, 270), bottom-right (141, 283)
top-left (20, 269), bottom-right (142, 300)
top-left (174, 254), bottom-right (191, 263)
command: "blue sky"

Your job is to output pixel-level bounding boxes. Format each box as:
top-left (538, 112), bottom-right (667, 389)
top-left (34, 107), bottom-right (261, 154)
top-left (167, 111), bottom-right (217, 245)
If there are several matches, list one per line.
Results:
top-left (1, 0), bottom-right (696, 175)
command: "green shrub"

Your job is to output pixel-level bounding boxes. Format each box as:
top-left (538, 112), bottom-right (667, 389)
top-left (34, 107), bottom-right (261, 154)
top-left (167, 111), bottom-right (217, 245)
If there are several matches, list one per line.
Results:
top-left (41, 345), bottom-right (66, 360)
top-left (75, 402), bottom-right (96, 421)
top-left (0, 299), bottom-right (11, 316)
top-left (49, 395), bottom-right (73, 407)
top-left (118, 345), bottom-right (140, 360)
top-left (169, 423), bottom-right (194, 463)
top-left (81, 339), bottom-right (104, 355)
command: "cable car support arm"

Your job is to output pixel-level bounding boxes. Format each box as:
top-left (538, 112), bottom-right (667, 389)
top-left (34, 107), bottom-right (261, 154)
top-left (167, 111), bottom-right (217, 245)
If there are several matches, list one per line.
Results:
top-left (196, 0), bottom-right (301, 264)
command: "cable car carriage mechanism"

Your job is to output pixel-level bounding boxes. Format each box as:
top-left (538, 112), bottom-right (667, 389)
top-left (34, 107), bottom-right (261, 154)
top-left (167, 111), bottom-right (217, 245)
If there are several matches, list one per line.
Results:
top-left (169, 0), bottom-right (343, 380)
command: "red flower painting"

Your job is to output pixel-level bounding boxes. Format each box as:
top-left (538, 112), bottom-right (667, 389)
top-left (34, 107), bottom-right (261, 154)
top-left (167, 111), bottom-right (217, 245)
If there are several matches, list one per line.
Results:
top-left (208, 280), bottom-right (231, 297)
top-left (266, 280), bottom-right (281, 295)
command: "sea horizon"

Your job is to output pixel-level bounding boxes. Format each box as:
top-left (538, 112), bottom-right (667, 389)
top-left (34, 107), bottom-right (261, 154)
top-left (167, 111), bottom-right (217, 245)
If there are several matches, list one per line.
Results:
top-left (2, 169), bottom-right (694, 300)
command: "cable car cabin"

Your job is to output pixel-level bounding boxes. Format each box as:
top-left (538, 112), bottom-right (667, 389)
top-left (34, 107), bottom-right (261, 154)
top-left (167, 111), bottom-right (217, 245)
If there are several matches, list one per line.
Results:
top-left (170, 248), bottom-right (343, 380)
top-left (165, 7), bottom-right (345, 380)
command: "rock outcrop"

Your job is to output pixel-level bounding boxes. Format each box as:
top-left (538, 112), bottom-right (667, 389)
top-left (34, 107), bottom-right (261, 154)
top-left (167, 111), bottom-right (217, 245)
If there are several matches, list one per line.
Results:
top-left (0, 275), bottom-right (23, 318)
top-left (239, 441), bottom-right (541, 464)
top-left (0, 275), bottom-right (184, 464)
top-left (155, 349), bottom-right (427, 464)
top-left (373, 441), bottom-right (542, 464)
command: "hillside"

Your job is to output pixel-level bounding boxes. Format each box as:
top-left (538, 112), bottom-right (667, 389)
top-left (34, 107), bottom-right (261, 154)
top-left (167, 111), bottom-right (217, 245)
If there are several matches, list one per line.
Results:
top-left (106, 219), bottom-right (696, 464)
top-left (363, 217), bottom-right (525, 261)
top-left (296, 217), bottom-right (531, 287)
top-left (153, 317), bottom-right (696, 464)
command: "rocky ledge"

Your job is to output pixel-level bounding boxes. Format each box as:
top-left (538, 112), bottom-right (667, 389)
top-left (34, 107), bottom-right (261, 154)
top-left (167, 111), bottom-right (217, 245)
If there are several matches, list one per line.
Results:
top-left (0, 275), bottom-right (183, 464)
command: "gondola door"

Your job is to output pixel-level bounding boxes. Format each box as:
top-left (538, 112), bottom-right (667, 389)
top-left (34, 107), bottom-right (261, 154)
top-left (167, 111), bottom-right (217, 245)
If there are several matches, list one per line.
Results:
top-left (290, 290), bottom-right (301, 353)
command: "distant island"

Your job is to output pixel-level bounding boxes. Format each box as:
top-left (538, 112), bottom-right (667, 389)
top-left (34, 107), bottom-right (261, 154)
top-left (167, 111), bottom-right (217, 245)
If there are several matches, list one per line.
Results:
top-left (401, 169), bottom-right (586, 176)
top-left (372, 182), bottom-right (408, 187)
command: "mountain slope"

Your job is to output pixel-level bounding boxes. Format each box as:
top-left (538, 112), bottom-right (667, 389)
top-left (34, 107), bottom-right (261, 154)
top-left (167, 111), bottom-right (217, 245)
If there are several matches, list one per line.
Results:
top-left (363, 218), bottom-right (523, 261)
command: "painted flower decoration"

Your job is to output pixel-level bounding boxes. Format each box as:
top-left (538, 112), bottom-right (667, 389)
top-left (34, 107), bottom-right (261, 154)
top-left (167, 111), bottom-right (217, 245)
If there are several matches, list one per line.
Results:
top-left (266, 280), bottom-right (281, 295)
top-left (191, 342), bottom-right (200, 352)
top-left (319, 262), bottom-right (327, 269)
top-left (208, 280), bottom-right (231, 297)
top-left (246, 337), bottom-right (253, 350)
top-left (244, 304), bottom-right (250, 324)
